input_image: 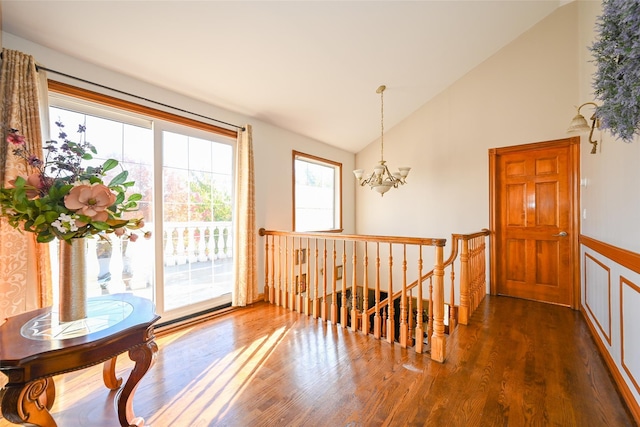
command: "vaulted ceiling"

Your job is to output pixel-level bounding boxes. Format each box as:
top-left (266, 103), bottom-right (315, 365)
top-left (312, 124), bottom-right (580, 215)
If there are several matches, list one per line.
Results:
top-left (1, 1), bottom-right (565, 152)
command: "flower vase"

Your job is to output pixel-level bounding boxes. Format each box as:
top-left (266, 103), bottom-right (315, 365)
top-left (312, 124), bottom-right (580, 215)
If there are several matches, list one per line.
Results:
top-left (59, 238), bottom-right (88, 322)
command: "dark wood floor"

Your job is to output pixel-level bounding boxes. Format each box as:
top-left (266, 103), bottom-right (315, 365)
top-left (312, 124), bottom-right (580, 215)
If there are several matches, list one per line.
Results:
top-left (1, 295), bottom-right (636, 427)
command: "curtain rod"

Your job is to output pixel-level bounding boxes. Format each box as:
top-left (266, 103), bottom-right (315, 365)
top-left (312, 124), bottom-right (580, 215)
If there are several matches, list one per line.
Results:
top-left (33, 64), bottom-right (245, 132)
top-left (1, 51), bottom-right (244, 131)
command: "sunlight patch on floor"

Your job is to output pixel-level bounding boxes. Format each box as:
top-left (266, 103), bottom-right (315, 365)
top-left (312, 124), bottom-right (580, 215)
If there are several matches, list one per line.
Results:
top-left (147, 325), bottom-right (291, 425)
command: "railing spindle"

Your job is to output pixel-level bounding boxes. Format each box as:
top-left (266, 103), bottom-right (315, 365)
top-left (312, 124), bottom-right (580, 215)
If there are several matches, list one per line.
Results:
top-left (374, 242), bottom-right (381, 339)
top-left (415, 246), bottom-right (424, 353)
top-left (297, 237), bottom-right (304, 313)
top-left (428, 276), bottom-right (433, 347)
top-left (264, 235), bottom-right (270, 302)
top-left (408, 288), bottom-right (414, 348)
top-left (284, 237), bottom-right (290, 309)
top-left (387, 243), bottom-right (394, 344)
top-left (331, 240), bottom-right (338, 324)
top-left (361, 242), bottom-right (369, 335)
top-left (304, 237), bottom-right (311, 316)
top-left (351, 241), bottom-right (358, 332)
top-left (313, 238), bottom-right (319, 318)
top-left (341, 241), bottom-right (348, 328)
top-left (322, 239), bottom-right (327, 321)
top-left (276, 236), bottom-right (282, 306)
top-left (400, 244), bottom-right (408, 348)
top-left (449, 251), bottom-right (457, 331)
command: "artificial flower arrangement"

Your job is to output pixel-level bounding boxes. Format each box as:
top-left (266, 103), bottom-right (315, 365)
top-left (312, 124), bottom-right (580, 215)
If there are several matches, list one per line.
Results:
top-left (0, 121), bottom-right (151, 244)
top-left (591, 0), bottom-right (640, 142)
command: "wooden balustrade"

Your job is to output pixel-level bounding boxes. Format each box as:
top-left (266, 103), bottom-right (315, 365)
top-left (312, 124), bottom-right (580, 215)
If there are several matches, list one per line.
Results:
top-left (258, 228), bottom-right (489, 363)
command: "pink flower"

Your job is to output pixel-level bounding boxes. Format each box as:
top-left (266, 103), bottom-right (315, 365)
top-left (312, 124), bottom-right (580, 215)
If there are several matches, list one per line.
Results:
top-left (8, 173), bottom-right (45, 199)
top-left (64, 184), bottom-right (116, 221)
top-left (6, 131), bottom-right (25, 146)
top-left (128, 233), bottom-right (139, 242)
top-left (114, 227), bottom-right (126, 237)
top-left (25, 173), bottom-right (44, 199)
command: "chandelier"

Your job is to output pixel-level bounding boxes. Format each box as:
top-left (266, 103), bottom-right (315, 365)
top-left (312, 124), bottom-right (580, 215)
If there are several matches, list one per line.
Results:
top-left (353, 85), bottom-right (410, 196)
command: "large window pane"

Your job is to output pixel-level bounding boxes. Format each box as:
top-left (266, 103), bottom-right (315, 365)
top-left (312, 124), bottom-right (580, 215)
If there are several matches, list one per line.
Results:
top-left (162, 131), bottom-right (234, 311)
top-left (48, 106), bottom-right (155, 303)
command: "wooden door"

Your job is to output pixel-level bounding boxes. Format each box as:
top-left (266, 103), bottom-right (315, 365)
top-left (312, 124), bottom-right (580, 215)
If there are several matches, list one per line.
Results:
top-left (489, 138), bottom-right (580, 308)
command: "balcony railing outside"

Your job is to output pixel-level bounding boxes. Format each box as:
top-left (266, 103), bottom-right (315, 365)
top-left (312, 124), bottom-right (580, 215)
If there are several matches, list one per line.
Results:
top-left (51, 221), bottom-right (235, 311)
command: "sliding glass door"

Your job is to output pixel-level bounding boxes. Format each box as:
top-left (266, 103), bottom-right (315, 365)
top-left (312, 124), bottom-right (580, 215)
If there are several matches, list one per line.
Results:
top-left (161, 129), bottom-right (234, 313)
top-left (48, 96), bottom-right (235, 323)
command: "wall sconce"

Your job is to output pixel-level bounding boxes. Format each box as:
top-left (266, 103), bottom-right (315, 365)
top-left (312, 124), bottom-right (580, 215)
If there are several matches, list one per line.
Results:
top-left (567, 102), bottom-right (600, 154)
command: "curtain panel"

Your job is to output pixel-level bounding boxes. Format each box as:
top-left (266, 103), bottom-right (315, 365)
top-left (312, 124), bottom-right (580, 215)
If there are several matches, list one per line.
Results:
top-left (0, 48), bottom-right (52, 319)
top-left (232, 124), bottom-right (257, 306)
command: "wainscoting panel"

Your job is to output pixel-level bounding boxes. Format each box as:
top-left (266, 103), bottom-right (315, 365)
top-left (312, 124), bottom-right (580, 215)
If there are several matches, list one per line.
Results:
top-left (580, 235), bottom-right (640, 424)
top-left (584, 253), bottom-right (611, 345)
top-left (620, 276), bottom-right (640, 396)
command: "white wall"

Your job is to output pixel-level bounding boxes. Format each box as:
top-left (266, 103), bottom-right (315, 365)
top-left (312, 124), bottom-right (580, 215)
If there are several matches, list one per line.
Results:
top-left (2, 32), bottom-right (356, 296)
top-left (577, 1), bottom-right (640, 416)
top-left (578, 2), bottom-right (640, 252)
top-left (355, 3), bottom-right (580, 244)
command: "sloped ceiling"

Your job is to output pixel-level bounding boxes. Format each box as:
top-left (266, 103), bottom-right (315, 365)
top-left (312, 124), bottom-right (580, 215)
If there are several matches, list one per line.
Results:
top-left (1, 1), bottom-right (564, 152)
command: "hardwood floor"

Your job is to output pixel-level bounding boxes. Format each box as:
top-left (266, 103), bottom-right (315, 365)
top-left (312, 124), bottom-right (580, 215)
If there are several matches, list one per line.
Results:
top-left (1, 295), bottom-right (636, 427)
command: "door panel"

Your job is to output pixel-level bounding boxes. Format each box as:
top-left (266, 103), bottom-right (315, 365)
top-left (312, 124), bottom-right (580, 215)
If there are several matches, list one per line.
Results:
top-left (490, 138), bottom-right (579, 307)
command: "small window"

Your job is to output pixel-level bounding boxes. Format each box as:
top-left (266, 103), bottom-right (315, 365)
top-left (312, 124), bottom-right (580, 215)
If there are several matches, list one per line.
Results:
top-left (293, 151), bottom-right (342, 232)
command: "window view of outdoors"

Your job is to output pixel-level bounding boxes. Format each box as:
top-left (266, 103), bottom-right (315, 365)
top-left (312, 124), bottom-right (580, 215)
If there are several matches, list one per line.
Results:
top-left (294, 156), bottom-right (339, 231)
top-left (48, 107), bottom-right (155, 306)
top-left (48, 104), bottom-right (235, 318)
top-left (162, 131), bottom-right (234, 311)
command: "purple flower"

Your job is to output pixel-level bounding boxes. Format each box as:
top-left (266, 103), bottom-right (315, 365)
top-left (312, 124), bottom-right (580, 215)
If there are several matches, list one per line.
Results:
top-left (27, 155), bottom-right (42, 167)
top-left (591, 0), bottom-right (640, 142)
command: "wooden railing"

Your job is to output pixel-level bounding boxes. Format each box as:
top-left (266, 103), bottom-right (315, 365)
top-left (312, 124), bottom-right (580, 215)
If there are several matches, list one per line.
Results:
top-left (258, 228), bottom-right (489, 363)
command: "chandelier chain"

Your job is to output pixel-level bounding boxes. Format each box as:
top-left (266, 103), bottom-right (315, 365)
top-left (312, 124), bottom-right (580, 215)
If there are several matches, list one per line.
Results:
top-left (380, 87), bottom-right (384, 162)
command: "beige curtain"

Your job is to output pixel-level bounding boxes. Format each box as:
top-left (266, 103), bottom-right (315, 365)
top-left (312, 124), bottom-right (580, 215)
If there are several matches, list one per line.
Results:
top-left (232, 124), bottom-right (257, 306)
top-left (0, 48), bottom-right (52, 319)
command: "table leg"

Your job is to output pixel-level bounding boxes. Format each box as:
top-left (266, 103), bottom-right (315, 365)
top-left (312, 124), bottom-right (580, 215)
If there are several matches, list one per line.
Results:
top-left (1, 378), bottom-right (57, 426)
top-left (116, 340), bottom-right (158, 427)
top-left (103, 356), bottom-right (123, 390)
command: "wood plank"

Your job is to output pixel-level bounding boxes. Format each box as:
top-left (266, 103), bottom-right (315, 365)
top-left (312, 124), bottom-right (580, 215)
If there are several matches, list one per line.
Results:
top-left (1, 297), bottom-right (634, 426)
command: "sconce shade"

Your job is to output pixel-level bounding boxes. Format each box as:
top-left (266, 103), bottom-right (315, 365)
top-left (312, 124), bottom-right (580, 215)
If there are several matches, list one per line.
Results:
top-left (567, 101), bottom-right (599, 154)
top-left (567, 113), bottom-right (592, 133)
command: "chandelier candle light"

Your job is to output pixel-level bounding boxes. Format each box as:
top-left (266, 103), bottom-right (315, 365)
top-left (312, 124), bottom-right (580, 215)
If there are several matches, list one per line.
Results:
top-left (353, 85), bottom-right (410, 196)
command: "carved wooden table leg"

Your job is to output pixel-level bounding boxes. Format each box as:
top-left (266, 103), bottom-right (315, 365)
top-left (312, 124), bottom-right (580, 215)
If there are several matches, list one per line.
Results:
top-left (116, 340), bottom-right (158, 427)
top-left (1, 378), bottom-right (57, 426)
top-left (103, 356), bottom-right (123, 390)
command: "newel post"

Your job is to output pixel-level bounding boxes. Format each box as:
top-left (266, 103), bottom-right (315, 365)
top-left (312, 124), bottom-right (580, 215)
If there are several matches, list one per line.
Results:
top-left (431, 242), bottom-right (446, 363)
top-left (459, 238), bottom-right (470, 325)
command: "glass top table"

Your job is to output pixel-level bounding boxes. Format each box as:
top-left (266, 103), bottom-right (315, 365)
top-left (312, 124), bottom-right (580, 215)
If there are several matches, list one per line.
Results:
top-left (0, 293), bottom-right (160, 427)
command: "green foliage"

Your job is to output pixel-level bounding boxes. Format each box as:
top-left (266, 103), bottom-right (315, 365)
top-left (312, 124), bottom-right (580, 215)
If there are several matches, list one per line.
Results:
top-left (0, 123), bottom-right (146, 243)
